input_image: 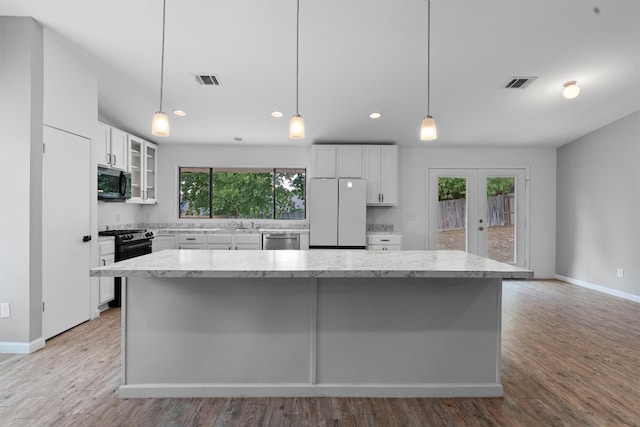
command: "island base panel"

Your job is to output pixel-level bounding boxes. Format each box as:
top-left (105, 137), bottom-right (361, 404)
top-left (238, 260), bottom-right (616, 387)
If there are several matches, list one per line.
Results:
top-left (122, 276), bottom-right (502, 398)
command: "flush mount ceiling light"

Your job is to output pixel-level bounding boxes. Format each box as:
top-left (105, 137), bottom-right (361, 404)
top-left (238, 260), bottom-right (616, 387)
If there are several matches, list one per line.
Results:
top-left (289, 0), bottom-right (305, 139)
top-left (563, 80), bottom-right (580, 99)
top-left (271, 111), bottom-right (283, 118)
top-left (369, 112), bottom-right (382, 119)
top-left (420, 0), bottom-right (437, 141)
top-left (173, 109), bottom-right (186, 116)
top-left (151, 0), bottom-right (170, 137)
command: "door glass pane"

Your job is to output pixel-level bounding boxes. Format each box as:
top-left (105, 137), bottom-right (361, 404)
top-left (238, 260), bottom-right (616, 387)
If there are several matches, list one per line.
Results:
top-left (485, 177), bottom-right (515, 263)
top-left (438, 177), bottom-right (467, 251)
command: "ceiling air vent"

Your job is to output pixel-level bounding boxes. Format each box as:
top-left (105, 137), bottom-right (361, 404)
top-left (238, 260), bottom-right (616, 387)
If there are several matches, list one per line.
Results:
top-left (195, 74), bottom-right (221, 86)
top-left (504, 76), bottom-right (537, 89)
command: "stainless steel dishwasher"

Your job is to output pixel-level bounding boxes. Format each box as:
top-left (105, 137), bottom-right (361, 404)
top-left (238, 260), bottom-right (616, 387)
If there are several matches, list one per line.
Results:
top-left (262, 233), bottom-right (300, 250)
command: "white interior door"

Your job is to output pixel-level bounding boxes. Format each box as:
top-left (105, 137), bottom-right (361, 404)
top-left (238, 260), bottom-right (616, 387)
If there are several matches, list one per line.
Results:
top-left (43, 126), bottom-right (91, 339)
top-left (428, 168), bottom-right (527, 267)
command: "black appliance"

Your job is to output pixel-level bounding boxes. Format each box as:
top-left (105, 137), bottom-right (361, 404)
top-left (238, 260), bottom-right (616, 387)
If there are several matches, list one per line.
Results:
top-left (98, 229), bottom-right (154, 307)
top-left (98, 167), bottom-right (131, 200)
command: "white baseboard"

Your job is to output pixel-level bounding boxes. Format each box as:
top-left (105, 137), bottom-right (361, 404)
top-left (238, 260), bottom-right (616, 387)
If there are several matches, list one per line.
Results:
top-left (118, 383), bottom-right (503, 399)
top-left (555, 275), bottom-right (640, 304)
top-left (0, 337), bottom-right (45, 354)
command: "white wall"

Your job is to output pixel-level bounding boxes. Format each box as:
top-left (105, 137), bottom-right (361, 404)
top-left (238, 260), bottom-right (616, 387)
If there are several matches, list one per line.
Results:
top-left (0, 17), bottom-right (44, 349)
top-left (557, 110), bottom-right (640, 298)
top-left (142, 144), bottom-right (311, 224)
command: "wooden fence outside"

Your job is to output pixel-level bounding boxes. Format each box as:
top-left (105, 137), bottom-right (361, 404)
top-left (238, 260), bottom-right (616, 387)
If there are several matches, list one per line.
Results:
top-left (439, 194), bottom-right (515, 231)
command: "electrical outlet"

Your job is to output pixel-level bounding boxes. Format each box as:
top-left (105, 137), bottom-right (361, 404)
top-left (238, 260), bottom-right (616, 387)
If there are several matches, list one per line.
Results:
top-left (0, 303), bottom-right (10, 318)
top-left (617, 268), bottom-right (624, 278)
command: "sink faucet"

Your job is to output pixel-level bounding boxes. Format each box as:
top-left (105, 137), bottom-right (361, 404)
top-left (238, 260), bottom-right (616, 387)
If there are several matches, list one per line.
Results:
top-left (251, 221), bottom-right (255, 229)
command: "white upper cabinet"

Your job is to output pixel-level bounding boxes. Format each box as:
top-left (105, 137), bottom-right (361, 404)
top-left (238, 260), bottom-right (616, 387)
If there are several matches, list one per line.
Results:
top-left (96, 122), bottom-right (128, 171)
top-left (311, 145), bottom-right (363, 178)
top-left (311, 145), bottom-right (337, 178)
top-left (128, 136), bottom-right (157, 204)
top-left (337, 146), bottom-right (362, 178)
top-left (363, 145), bottom-right (398, 206)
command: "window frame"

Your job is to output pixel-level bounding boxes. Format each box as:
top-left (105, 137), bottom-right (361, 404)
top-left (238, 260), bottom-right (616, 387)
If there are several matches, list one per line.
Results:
top-left (177, 166), bottom-right (307, 220)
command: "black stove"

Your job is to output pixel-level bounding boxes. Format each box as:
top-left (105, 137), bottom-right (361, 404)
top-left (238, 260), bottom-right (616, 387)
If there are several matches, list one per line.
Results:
top-left (98, 229), bottom-right (154, 307)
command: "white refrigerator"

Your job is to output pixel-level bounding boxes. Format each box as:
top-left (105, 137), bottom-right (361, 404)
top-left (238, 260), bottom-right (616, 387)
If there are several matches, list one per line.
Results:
top-left (309, 178), bottom-right (367, 248)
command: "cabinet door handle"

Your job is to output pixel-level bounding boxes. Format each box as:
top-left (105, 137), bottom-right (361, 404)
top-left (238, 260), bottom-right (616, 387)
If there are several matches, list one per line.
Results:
top-left (102, 259), bottom-right (106, 266)
top-left (112, 155), bottom-right (116, 166)
top-left (380, 239), bottom-right (390, 242)
top-left (186, 237), bottom-right (196, 241)
top-left (381, 194), bottom-right (384, 203)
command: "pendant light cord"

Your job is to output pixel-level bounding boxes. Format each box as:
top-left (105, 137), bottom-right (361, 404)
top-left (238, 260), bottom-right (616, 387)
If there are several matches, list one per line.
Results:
top-left (427, 0), bottom-right (431, 116)
top-left (295, 0), bottom-right (300, 115)
top-left (159, 0), bottom-right (167, 112)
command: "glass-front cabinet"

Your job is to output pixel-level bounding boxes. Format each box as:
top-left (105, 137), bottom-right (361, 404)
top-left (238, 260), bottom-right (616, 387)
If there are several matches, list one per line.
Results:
top-left (128, 136), bottom-right (157, 204)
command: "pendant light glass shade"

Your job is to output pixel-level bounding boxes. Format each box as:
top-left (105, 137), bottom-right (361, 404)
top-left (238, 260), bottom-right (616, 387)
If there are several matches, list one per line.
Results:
top-left (289, 114), bottom-right (305, 139)
top-left (152, 112), bottom-right (170, 137)
top-left (420, 115), bottom-right (437, 140)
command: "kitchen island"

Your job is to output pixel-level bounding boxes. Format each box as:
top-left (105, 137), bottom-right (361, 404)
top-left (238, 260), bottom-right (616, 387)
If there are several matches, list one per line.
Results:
top-left (90, 249), bottom-right (532, 399)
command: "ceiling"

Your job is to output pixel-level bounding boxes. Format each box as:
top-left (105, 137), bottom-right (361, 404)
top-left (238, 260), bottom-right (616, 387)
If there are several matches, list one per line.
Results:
top-left (2, 0), bottom-right (639, 147)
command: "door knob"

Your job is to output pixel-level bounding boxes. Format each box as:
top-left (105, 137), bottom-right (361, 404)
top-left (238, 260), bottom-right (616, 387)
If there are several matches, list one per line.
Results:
top-left (478, 227), bottom-right (484, 231)
top-left (82, 235), bottom-right (92, 242)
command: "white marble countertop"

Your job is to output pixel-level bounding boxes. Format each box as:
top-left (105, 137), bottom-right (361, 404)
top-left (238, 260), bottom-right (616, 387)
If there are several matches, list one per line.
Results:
top-left (90, 249), bottom-right (533, 279)
top-left (152, 228), bottom-right (309, 235)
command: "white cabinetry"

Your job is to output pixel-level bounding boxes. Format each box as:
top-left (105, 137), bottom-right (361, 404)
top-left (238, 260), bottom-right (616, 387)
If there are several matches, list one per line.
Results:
top-left (311, 145), bottom-right (363, 178)
top-left (128, 136), bottom-right (157, 204)
top-left (207, 234), bottom-right (261, 250)
top-left (176, 233), bottom-right (263, 250)
top-left (177, 234), bottom-right (205, 249)
top-left (337, 146), bottom-right (362, 178)
top-left (311, 145), bottom-right (336, 178)
top-left (233, 234), bottom-right (262, 250)
top-left (153, 235), bottom-right (176, 252)
top-left (363, 145), bottom-right (398, 206)
top-left (367, 234), bottom-right (402, 251)
top-left (96, 122), bottom-right (128, 171)
top-left (98, 238), bottom-right (115, 305)
top-left (206, 234), bottom-right (233, 250)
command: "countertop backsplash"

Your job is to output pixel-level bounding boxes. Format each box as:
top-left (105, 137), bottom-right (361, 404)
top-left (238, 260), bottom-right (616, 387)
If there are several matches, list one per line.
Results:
top-left (367, 224), bottom-right (394, 232)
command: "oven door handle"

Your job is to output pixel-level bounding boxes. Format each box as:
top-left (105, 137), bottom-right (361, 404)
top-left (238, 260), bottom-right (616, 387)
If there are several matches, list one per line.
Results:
top-left (118, 241), bottom-right (152, 259)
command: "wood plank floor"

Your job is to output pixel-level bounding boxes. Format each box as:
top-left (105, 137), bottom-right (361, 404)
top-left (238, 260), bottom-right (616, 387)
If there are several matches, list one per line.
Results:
top-left (1, 279), bottom-right (639, 426)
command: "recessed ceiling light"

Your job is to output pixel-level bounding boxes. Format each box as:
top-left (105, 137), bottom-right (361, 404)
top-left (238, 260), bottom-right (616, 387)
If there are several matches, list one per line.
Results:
top-left (369, 112), bottom-right (382, 119)
top-left (271, 111), bottom-right (283, 118)
top-left (562, 81), bottom-right (580, 99)
top-left (173, 109), bottom-right (186, 116)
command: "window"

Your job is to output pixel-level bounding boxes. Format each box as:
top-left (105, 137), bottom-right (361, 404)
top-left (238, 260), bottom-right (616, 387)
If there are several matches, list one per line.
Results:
top-left (179, 167), bottom-right (306, 219)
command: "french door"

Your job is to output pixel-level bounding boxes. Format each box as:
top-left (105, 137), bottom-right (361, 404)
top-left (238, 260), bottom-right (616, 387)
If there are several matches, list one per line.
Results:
top-left (427, 168), bottom-right (527, 267)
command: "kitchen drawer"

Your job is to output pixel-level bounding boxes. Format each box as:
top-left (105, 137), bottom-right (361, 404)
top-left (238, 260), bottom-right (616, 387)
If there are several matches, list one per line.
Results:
top-left (178, 234), bottom-right (205, 244)
top-left (367, 234), bottom-right (402, 246)
top-left (206, 234), bottom-right (233, 244)
top-left (234, 234), bottom-right (261, 244)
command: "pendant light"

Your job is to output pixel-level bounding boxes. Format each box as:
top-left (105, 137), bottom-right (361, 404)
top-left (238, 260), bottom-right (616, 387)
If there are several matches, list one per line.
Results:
top-left (151, 0), bottom-right (170, 137)
top-left (289, 0), bottom-right (305, 139)
top-left (420, 0), bottom-right (437, 141)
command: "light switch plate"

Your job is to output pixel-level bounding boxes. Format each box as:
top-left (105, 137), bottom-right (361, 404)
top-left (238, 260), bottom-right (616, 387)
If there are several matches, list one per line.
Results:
top-left (0, 303), bottom-right (10, 318)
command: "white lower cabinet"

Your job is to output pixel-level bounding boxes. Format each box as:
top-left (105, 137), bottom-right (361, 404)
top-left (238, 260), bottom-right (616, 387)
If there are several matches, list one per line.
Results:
top-left (175, 233), bottom-right (262, 250)
top-left (367, 234), bottom-right (402, 251)
top-left (153, 235), bottom-right (176, 252)
top-left (232, 234), bottom-right (262, 250)
top-left (177, 234), bottom-right (205, 249)
top-left (206, 234), bottom-right (233, 250)
top-left (98, 239), bottom-right (115, 305)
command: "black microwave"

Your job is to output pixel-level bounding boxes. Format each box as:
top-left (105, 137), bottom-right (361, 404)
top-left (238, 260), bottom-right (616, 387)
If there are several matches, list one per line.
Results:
top-left (98, 167), bottom-right (131, 200)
